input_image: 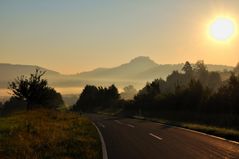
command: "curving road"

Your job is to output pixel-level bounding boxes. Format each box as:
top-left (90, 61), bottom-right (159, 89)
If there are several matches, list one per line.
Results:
top-left (88, 114), bottom-right (239, 159)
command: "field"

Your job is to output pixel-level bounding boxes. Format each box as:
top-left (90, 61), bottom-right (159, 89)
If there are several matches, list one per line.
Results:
top-left (0, 109), bottom-right (102, 159)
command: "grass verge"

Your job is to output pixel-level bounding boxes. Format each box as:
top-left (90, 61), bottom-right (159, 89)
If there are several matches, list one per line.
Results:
top-left (133, 116), bottom-right (239, 142)
top-left (0, 109), bottom-right (102, 159)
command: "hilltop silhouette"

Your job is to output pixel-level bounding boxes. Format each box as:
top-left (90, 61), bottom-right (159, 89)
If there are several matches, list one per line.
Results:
top-left (0, 57), bottom-right (233, 89)
top-left (77, 56), bottom-right (233, 80)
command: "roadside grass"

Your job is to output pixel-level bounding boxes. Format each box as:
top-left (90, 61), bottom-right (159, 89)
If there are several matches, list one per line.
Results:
top-left (0, 109), bottom-right (102, 159)
top-left (133, 116), bottom-right (239, 142)
top-left (181, 123), bottom-right (239, 141)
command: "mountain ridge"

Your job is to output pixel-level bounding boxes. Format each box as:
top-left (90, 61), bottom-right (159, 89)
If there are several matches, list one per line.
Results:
top-left (77, 56), bottom-right (233, 80)
top-left (0, 57), bottom-right (234, 89)
top-left (78, 56), bottom-right (159, 79)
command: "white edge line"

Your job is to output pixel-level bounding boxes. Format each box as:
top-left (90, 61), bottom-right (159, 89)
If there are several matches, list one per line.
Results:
top-left (175, 126), bottom-right (239, 145)
top-left (149, 133), bottom-right (163, 140)
top-left (157, 122), bottom-right (239, 145)
top-left (92, 122), bottom-right (108, 159)
top-left (133, 116), bottom-right (239, 145)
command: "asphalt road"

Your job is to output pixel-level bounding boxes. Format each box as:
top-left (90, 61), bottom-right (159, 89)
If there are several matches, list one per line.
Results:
top-left (88, 114), bottom-right (239, 159)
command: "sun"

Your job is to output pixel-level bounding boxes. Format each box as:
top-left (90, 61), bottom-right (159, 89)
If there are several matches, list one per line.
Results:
top-left (208, 16), bottom-right (237, 42)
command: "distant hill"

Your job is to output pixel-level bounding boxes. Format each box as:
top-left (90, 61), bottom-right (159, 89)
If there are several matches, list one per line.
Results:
top-left (0, 63), bottom-right (60, 77)
top-left (0, 63), bottom-right (62, 88)
top-left (78, 56), bottom-right (158, 79)
top-left (0, 57), bottom-right (234, 91)
top-left (77, 56), bottom-right (234, 80)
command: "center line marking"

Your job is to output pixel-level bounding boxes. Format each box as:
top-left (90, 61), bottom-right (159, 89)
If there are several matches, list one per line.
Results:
top-left (149, 133), bottom-right (163, 140)
top-left (114, 120), bottom-right (123, 125)
top-left (127, 124), bottom-right (135, 128)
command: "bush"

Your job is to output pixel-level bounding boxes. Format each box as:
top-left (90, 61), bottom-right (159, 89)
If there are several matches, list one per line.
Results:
top-left (8, 69), bottom-right (64, 110)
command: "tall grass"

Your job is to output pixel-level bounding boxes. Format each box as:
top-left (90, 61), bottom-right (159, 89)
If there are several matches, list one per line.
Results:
top-left (0, 109), bottom-right (102, 159)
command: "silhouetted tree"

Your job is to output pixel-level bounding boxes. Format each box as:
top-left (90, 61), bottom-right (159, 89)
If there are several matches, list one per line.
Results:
top-left (182, 61), bottom-right (193, 75)
top-left (210, 73), bottom-right (239, 114)
top-left (74, 85), bottom-right (98, 111)
top-left (194, 60), bottom-right (208, 84)
top-left (207, 71), bottom-right (221, 91)
top-left (107, 84), bottom-right (120, 100)
top-left (166, 71), bottom-right (185, 93)
top-left (73, 84), bottom-right (120, 112)
top-left (0, 97), bottom-right (27, 115)
top-left (182, 79), bottom-right (207, 111)
top-left (40, 88), bottom-right (64, 109)
top-left (233, 62), bottom-right (239, 75)
top-left (0, 102), bottom-right (3, 115)
top-left (194, 60), bottom-right (207, 73)
top-left (136, 80), bottom-right (161, 99)
top-left (134, 79), bottom-right (162, 111)
top-left (8, 69), bottom-right (64, 110)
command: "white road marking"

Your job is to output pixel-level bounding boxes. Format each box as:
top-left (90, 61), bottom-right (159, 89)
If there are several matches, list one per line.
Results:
top-left (114, 120), bottom-right (123, 125)
top-left (149, 133), bottom-right (163, 140)
top-left (92, 122), bottom-right (108, 159)
top-left (127, 124), bottom-right (135, 128)
top-left (114, 120), bottom-right (135, 128)
top-left (133, 116), bottom-right (239, 145)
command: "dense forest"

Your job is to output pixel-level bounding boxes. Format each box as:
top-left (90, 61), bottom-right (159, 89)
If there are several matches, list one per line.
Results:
top-left (73, 61), bottom-right (239, 130)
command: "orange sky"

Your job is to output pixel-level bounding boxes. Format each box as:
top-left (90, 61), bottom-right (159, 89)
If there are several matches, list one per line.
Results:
top-left (1, 0), bottom-right (239, 74)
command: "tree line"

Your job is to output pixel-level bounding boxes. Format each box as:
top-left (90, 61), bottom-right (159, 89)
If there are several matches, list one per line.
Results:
top-left (72, 85), bottom-right (121, 112)
top-left (132, 61), bottom-right (239, 114)
top-left (72, 61), bottom-right (239, 129)
top-left (1, 61), bottom-right (239, 130)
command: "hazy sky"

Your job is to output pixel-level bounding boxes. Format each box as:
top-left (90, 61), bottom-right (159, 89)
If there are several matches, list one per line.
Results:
top-left (1, 0), bottom-right (239, 74)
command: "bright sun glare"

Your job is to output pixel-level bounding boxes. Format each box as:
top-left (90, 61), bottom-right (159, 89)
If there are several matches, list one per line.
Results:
top-left (208, 16), bottom-right (236, 42)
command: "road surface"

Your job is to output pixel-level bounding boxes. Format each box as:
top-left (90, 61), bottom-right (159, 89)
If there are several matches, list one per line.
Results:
top-left (88, 114), bottom-right (239, 159)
